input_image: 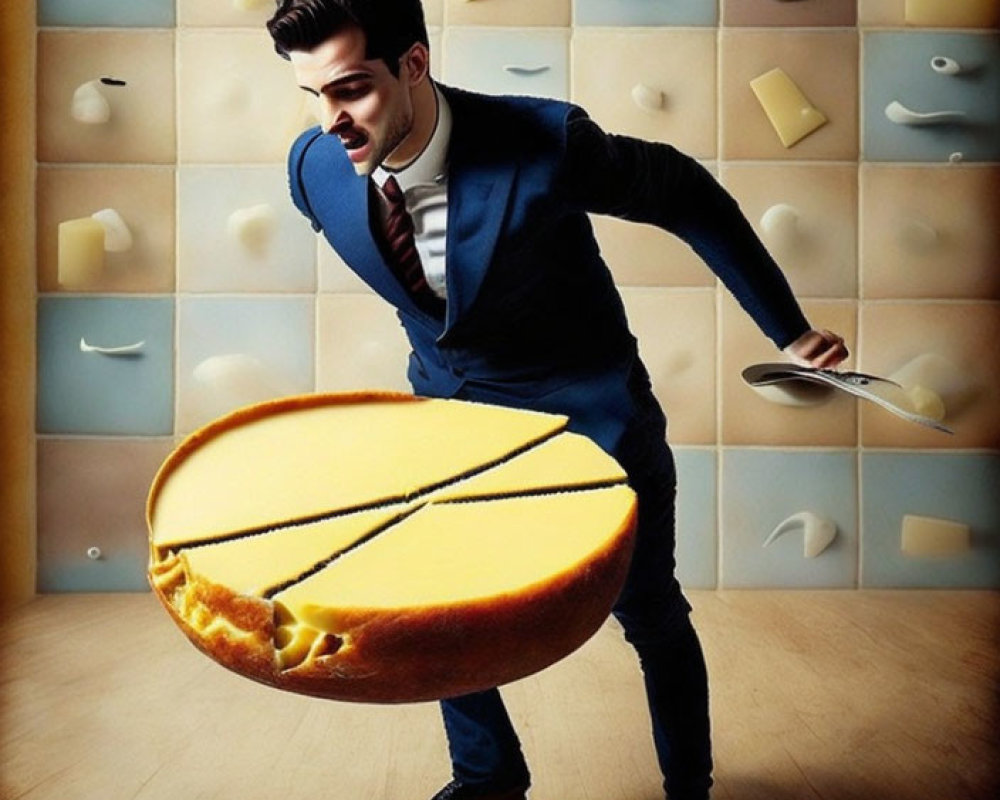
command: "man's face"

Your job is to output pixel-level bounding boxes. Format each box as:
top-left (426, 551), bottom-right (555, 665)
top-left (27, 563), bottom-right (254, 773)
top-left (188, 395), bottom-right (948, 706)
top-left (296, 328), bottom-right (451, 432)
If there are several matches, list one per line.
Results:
top-left (290, 25), bottom-right (417, 176)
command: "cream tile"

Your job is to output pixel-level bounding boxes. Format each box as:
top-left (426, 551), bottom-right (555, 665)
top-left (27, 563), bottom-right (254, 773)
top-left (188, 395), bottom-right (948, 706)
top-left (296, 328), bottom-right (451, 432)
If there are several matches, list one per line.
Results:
top-left (318, 242), bottom-right (376, 294)
top-left (429, 27), bottom-right (443, 79)
top-left (37, 31), bottom-right (176, 164)
top-left (316, 295), bottom-right (413, 394)
top-left (177, 166), bottom-right (317, 293)
top-left (621, 289), bottom-right (717, 445)
top-left (721, 296), bottom-right (858, 447)
top-left (593, 215), bottom-right (716, 289)
top-left (858, 0), bottom-right (906, 26)
top-left (425, 0), bottom-right (444, 26)
top-left (723, 0), bottom-right (857, 27)
top-left (571, 29), bottom-right (717, 160)
top-left (861, 166), bottom-right (1000, 300)
top-left (37, 166), bottom-right (175, 294)
top-left (720, 163), bottom-right (858, 299)
top-left (445, 0), bottom-right (570, 27)
top-left (178, 0), bottom-right (274, 27)
top-left (859, 302), bottom-right (1000, 449)
top-left (36, 438), bottom-right (174, 592)
top-left (720, 30), bottom-right (859, 161)
top-left (177, 29), bottom-right (313, 164)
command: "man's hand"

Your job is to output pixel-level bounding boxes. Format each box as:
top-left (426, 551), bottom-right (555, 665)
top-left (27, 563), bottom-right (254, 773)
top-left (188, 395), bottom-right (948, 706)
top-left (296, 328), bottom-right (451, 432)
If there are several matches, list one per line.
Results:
top-left (783, 329), bottom-right (849, 370)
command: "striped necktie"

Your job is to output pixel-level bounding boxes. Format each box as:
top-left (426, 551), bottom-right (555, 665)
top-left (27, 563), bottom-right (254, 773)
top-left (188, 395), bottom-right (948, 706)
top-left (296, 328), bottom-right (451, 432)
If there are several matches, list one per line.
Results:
top-left (381, 176), bottom-right (444, 316)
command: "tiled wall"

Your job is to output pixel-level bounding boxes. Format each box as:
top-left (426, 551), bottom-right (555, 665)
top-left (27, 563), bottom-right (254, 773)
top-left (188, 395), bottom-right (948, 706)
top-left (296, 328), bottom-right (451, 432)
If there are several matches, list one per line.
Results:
top-left (35, 1), bottom-right (1000, 592)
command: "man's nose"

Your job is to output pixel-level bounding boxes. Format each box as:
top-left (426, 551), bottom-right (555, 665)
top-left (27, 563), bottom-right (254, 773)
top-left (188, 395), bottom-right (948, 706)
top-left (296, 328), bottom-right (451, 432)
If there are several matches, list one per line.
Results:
top-left (322, 103), bottom-right (352, 136)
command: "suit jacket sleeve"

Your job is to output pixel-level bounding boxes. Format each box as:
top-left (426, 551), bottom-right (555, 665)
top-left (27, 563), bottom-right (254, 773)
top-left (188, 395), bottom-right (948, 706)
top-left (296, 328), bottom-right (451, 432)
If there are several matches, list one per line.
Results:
top-left (559, 110), bottom-right (810, 350)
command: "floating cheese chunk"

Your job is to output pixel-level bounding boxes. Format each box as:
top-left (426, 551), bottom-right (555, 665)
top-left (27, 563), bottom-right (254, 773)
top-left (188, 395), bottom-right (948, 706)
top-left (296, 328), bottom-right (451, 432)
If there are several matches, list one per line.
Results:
top-left (905, 0), bottom-right (1000, 28)
top-left (57, 217), bottom-right (105, 288)
top-left (147, 392), bottom-right (637, 703)
top-left (901, 514), bottom-right (971, 557)
top-left (749, 67), bottom-right (828, 148)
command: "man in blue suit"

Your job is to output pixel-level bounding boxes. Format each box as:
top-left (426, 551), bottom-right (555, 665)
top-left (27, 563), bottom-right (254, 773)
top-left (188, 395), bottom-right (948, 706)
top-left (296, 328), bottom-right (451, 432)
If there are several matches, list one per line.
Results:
top-left (267, 2), bottom-right (848, 799)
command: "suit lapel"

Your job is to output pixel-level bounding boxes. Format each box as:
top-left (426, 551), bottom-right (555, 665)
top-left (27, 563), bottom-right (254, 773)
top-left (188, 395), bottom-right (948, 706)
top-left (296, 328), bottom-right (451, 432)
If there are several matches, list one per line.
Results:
top-left (302, 134), bottom-right (425, 315)
top-left (443, 165), bottom-right (515, 331)
top-left (442, 87), bottom-right (518, 332)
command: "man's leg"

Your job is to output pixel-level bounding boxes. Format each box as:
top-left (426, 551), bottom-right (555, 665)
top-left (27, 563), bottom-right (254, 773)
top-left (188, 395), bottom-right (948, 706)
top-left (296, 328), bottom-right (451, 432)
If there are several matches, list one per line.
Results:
top-left (437, 689), bottom-right (531, 794)
top-left (613, 418), bottom-right (713, 800)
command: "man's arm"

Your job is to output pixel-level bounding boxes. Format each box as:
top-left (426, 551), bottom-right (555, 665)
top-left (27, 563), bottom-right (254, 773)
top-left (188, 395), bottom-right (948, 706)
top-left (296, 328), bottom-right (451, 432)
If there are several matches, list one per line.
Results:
top-left (560, 110), bottom-right (847, 368)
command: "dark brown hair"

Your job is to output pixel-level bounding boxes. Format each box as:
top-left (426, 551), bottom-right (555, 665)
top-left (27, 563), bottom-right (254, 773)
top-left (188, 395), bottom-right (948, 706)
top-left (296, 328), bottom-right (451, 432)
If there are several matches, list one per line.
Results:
top-left (267, 0), bottom-right (429, 75)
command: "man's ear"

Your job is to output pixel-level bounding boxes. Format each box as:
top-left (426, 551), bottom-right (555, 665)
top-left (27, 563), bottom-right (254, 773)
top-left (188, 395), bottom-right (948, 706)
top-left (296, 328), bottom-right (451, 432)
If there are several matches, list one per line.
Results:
top-left (400, 42), bottom-right (431, 86)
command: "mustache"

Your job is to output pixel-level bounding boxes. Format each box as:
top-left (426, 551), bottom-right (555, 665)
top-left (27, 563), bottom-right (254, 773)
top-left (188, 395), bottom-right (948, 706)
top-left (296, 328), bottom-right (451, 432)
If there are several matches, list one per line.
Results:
top-left (328, 118), bottom-right (368, 150)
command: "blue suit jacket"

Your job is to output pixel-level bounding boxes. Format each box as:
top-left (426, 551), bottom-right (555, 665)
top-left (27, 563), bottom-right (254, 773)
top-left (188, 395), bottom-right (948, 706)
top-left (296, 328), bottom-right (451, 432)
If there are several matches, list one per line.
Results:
top-left (287, 85), bottom-right (808, 453)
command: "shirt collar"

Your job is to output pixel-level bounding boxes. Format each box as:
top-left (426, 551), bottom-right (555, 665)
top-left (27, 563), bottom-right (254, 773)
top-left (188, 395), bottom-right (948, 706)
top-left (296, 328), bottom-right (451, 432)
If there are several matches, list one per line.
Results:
top-left (374, 83), bottom-right (451, 192)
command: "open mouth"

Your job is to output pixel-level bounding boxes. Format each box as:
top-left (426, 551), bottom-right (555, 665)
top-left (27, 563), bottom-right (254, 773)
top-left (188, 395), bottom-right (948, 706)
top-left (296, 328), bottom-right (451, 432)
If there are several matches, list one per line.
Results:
top-left (339, 130), bottom-right (369, 151)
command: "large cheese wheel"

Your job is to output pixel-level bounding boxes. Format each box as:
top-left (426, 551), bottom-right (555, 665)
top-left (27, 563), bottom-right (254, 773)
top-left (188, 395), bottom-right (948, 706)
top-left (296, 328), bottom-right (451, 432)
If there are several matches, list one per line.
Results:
top-left (147, 392), bottom-right (637, 703)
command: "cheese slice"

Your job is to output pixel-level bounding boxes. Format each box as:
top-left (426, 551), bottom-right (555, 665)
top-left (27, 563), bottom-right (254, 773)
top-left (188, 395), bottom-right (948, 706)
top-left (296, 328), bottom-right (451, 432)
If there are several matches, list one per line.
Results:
top-left (147, 392), bottom-right (638, 703)
top-left (274, 487), bottom-right (636, 624)
top-left (179, 506), bottom-right (405, 598)
top-left (428, 429), bottom-right (627, 503)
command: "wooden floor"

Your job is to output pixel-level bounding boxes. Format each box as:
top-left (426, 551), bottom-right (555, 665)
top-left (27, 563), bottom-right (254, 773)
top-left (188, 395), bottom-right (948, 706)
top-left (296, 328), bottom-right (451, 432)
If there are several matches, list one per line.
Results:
top-left (2, 591), bottom-right (998, 800)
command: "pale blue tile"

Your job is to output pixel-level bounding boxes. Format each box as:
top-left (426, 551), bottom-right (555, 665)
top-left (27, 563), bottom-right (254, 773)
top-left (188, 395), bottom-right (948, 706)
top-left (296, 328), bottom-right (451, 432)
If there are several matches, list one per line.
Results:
top-left (39, 0), bottom-right (175, 27)
top-left (861, 453), bottom-right (1000, 588)
top-left (177, 296), bottom-right (315, 431)
top-left (443, 28), bottom-right (569, 100)
top-left (864, 32), bottom-right (1000, 163)
top-left (575, 0), bottom-right (718, 26)
top-left (721, 450), bottom-right (858, 588)
top-left (675, 448), bottom-right (718, 590)
top-left (37, 297), bottom-right (174, 435)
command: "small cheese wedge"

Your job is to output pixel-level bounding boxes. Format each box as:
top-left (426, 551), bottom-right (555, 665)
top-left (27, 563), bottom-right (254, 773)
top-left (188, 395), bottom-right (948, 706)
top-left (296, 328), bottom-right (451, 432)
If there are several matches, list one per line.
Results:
top-left (750, 67), bottom-right (828, 148)
top-left (58, 217), bottom-right (105, 288)
top-left (901, 514), bottom-right (971, 557)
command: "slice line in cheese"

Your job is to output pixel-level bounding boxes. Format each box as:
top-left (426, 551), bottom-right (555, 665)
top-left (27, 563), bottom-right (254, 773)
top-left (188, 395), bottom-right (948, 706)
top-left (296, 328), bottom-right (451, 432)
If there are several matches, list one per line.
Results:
top-left (272, 484), bottom-right (637, 627)
top-left (148, 393), bottom-right (572, 552)
top-left (173, 472), bottom-right (630, 601)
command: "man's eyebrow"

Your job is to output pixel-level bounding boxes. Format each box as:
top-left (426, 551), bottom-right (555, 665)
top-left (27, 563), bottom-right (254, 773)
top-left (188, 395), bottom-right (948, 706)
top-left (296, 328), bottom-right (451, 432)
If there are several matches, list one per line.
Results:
top-left (300, 71), bottom-right (374, 96)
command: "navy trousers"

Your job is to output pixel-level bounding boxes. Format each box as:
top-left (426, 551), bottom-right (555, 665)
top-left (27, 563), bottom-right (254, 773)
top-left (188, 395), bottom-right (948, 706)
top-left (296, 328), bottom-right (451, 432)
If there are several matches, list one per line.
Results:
top-left (439, 384), bottom-right (713, 800)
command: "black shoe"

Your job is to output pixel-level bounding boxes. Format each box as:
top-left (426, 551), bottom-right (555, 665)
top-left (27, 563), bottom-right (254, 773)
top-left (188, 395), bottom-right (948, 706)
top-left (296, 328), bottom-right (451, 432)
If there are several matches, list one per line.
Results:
top-left (429, 778), bottom-right (530, 800)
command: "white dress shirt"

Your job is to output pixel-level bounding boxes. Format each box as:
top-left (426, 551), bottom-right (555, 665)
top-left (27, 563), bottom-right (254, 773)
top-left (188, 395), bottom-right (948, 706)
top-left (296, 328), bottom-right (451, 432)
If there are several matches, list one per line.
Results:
top-left (372, 85), bottom-right (452, 301)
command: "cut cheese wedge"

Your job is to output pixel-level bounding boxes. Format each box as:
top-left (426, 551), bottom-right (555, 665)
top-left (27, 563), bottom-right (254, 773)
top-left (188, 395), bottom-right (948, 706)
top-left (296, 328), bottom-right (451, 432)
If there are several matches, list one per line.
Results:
top-left (147, 392), bottom-right (637, 703)
top-left (179, 506), bottom-right (406, 598)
